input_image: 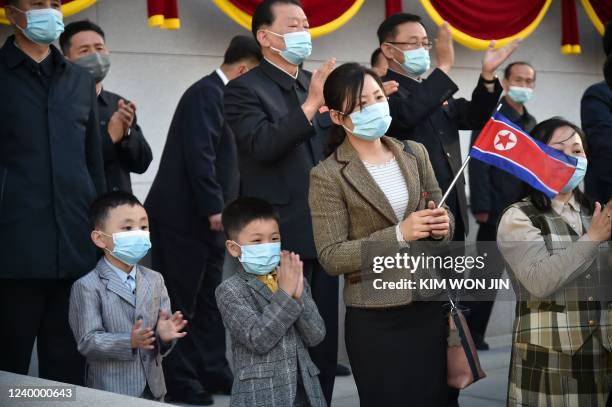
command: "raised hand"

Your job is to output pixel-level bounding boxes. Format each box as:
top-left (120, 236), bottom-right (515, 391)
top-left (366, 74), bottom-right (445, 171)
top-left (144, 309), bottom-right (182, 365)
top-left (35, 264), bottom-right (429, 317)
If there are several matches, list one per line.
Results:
top-left (481, 39), bottom-right (521, 79)
top-left (434, 22), bottom-right (454, 74)
top-left (131, 318), bottom-right (155, 350)
top-left (156, 310), bottom-right (188, 344)
top-left (587, 200), bottom-right (612, 243)
top-left (302, 58), bottom-right (336, 120)
top-left (383, 80), bottom-right (399, 96)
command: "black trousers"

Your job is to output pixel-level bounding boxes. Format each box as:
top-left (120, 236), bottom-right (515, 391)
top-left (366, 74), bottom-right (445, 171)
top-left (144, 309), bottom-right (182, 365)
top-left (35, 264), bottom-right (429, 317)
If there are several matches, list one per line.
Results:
top-left (464, 223), bottom-right (504, 343)
top-left (0, 279), bottom-right (84, 385)
top-left (345, 302), bottom-right (448, 407)
top-left (302, 259), bottom-right (338, 407)
top-left (150, 219), bottom-right (230, 396)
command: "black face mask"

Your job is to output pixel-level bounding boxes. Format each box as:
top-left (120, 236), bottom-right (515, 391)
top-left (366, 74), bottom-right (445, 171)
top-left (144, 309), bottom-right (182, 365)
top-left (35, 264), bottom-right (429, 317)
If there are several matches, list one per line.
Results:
top-left (73, 52), bottom-right (111, 83)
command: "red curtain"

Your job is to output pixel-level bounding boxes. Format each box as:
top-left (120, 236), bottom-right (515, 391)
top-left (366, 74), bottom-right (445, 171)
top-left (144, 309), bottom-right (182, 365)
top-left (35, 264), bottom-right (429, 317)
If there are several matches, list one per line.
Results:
top-left (385, 0), bottom-right (403, 17)
top-left (561, 0), bottom-right (580, 53)
top-left (147, 0), bottom-right (179, 29)
top-left (588, 0), bottom-right (612, 26)
top-left (427, 0), bottom-right (547, 40)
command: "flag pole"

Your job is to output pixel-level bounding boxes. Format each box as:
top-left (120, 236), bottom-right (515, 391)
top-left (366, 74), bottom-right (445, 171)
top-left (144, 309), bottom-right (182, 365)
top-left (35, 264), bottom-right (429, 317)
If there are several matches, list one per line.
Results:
top-left (436, 103), bottom-right (504, 209)
top-left (437, 157), bottom-right (470, 208)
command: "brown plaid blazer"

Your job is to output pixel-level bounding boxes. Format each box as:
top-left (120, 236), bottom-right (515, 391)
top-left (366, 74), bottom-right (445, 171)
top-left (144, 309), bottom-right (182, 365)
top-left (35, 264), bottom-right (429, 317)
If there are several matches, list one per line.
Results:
top-left (308, 136), bottom-right (454, 308)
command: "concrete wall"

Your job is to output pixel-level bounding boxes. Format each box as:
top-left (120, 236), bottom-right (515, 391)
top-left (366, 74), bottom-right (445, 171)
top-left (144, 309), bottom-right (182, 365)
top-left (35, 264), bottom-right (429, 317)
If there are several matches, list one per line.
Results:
top-left (0, 0), bottom-right (604, 343)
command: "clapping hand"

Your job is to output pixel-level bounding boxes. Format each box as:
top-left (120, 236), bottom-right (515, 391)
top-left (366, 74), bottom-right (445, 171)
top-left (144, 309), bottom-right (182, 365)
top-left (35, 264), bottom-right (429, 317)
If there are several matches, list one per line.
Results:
top-left (131, 318), bottom-right (155, 350)
top-left (156, 310), bottom-right (188, 344)
top-left (277, 251), bottom-right (304, 300)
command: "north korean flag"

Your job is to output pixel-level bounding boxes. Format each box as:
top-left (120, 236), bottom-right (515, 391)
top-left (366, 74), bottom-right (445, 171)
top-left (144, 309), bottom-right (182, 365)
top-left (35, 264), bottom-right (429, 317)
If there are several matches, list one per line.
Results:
top-left (470, 112), bottom-right (577, 198)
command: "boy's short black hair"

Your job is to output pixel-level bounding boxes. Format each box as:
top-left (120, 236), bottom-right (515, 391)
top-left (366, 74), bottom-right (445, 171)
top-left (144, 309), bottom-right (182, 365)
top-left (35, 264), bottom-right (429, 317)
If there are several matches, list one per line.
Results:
top-left (251, 0), bottom-right (302, 40)
top-left (223, 35), bottom-right (263, 65)
top-left (59, 20), bottom-right (106, 54)
top-left (222, 197), bottom-right (280, 240)
top-left (377, 13), bottom-right (426, 44)
top-left (90, 191), bottom-right (144, 229)
top-left (4, 0), bottom-right (19, 6)
top-left (503, 61), bottom-right (536, 80)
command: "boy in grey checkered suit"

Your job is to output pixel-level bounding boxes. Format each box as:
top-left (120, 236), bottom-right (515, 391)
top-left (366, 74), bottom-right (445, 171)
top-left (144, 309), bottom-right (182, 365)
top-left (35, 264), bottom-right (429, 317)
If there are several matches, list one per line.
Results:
top-left (216, 197), bottom-right (327, 407)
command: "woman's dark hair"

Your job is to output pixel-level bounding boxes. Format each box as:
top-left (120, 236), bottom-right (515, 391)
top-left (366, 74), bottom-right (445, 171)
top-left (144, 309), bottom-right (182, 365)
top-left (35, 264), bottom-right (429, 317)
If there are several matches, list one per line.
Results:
top-left (323, 63), bottom-right (385, 156)
top-left (521, 117), bottom-right (593, 214)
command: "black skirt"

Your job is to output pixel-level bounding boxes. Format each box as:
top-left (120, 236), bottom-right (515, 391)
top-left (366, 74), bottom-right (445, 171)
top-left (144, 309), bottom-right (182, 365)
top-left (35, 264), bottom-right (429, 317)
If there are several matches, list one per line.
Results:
top-left (345, 301), bottom-right (448, 407)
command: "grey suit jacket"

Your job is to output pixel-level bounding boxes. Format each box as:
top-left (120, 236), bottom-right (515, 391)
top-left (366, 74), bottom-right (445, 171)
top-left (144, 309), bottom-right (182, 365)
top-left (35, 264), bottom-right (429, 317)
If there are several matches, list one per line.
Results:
top-left (69, 257), bottom-right (175, 399)
top-left (215, 268), bottom-right (327, 407)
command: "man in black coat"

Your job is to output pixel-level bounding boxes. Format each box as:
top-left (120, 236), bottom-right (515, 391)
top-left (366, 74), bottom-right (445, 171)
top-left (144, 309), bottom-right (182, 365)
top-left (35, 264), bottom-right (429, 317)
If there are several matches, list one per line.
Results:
top-left (467, 61), bottom-right (537, 350)
top-left (60, 20), bottom-right (152, 193)
top-left (378, 13), bottom-right (519, 241)
top-left (0, 0), bottom-right (105, 385)
top-left (581, 22), bottom-right (612, 206)
top-left (145, 36), bottom-right (262, 405)
top-left (223, 1), bottom-right (338, 404)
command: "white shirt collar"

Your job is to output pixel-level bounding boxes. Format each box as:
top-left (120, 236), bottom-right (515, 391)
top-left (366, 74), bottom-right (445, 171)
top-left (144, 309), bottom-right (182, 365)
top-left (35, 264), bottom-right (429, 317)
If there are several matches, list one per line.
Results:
top-left (104, 256), bottom-right (136, 283)
top-left (264, 57), bottom-right (299, 79)
top-left (388, 67), bottom-right (422, 83)
top-left (215, 68), bottom-right (229, 86)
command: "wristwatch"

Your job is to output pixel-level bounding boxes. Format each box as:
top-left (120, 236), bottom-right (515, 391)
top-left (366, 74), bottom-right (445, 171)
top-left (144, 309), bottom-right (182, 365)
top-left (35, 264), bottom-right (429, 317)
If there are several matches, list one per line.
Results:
top-left (481, 75), bottom-right (498, 84)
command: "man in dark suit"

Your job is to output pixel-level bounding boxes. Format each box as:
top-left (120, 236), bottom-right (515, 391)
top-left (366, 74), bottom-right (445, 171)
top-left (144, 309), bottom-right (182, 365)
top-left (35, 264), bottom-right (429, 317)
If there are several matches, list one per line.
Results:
top-left (467, 61), bottom-right (537, 351)
top-left (145, 35), bottom-right (262, 405)
top-left (378, 13), bottom-right (518, 241)
top-left (0, 0), bottom-right (105, 385)
top-left (60, 20), bottom-right (152, 193)
top-left (223, 1), bottom-right (338, 404)
top-left (581, 21), bottom-right (612, 206)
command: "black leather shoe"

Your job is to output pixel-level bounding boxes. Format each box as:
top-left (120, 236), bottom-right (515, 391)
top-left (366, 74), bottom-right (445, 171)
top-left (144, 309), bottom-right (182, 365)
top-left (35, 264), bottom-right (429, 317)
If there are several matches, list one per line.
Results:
top-left (204, 369), bottom-right (234, 395)
top-left (336, 363), bottom-right (352, 376)
top-left (166, 391), bottom-right (214, 405)
top-left (475, 339), bottom-right (490, 351)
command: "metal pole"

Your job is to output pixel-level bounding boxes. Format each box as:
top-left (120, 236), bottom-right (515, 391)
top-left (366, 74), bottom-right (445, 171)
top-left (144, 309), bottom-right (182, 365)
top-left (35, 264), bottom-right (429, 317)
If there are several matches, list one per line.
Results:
top-left (437, 156), bottom-right (471, 208)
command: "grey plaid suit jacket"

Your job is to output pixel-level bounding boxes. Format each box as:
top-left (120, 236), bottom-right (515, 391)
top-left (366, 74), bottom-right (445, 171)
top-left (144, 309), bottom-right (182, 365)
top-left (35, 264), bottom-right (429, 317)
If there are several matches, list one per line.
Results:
top-left (216, 268), bottom-right (327, 407)
top-left (69, 257), bottom-right (175, 399)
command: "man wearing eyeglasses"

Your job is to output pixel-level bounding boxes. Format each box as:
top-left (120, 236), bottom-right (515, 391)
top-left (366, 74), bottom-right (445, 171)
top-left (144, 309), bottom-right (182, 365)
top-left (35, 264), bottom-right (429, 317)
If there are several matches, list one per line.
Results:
top-left (377, 13), bottom-right (519, 243)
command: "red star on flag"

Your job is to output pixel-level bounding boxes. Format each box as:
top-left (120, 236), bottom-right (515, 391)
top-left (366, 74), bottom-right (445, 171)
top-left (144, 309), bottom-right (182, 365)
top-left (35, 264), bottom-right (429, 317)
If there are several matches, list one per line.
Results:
top-left (496, 133), bottom-right (512, 149)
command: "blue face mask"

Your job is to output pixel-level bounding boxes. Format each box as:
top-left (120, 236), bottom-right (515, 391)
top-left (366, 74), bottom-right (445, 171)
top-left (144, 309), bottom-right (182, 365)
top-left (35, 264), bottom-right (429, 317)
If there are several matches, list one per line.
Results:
top-left (343, 101), bottom-right (392, 141)
top-left (561, 156), bottom-right (588, 193)
top-left (102, 230), bottom-right (152, 266)
top-left (234, 241), bottom-right (281, 276)
top-left (268, 30), bottom-right (312, 65)
top-left (390, 45), bottom-right (430, 76)
top-left (507, 86), bottom-right (533, 104)
top-left (13, 7), bottom-right (64, 45)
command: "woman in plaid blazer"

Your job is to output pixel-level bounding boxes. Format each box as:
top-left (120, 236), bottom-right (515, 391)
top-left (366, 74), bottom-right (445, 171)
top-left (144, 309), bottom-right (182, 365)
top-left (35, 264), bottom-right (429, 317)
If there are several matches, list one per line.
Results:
top-left (498, 118), bottom-right (612, 407)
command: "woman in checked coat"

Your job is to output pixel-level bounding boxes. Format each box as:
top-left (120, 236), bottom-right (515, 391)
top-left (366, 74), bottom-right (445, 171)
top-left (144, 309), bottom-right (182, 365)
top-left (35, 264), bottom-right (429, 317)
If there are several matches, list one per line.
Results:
top-left (497, 118), bottom-right (612, 406)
